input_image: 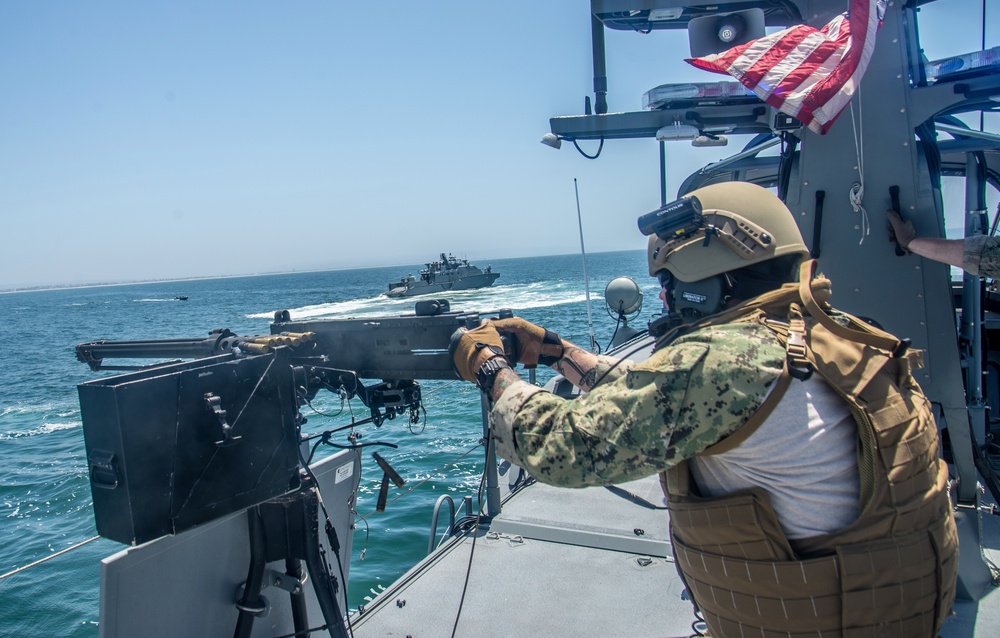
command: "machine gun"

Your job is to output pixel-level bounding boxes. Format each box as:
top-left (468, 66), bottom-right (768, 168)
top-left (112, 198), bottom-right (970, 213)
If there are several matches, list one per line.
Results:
top-left (75, 299), bottom-right (513, 537)
top-left (74, 299), bottom-right (513, 638)
top-left (77, 298), bottom-right (498, 377)
top-left (76, 299), bottom-right (514, 424)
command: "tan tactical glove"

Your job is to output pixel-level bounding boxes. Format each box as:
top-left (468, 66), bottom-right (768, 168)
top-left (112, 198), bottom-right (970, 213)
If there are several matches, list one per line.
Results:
top-left (449, 323), bottom-right (508, 384)
top-left (491, 318), bottom-right (563, 368)
top-left (886, 209), bottom-right (917, 253)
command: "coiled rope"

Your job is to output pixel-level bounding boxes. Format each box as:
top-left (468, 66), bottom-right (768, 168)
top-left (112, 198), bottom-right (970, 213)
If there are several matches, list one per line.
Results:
top-left (848, 89), bottom-right (870, 245)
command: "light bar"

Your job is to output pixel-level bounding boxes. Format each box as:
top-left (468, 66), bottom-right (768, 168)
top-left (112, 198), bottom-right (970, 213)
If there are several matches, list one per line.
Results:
top-left (925, 46), bottom-right (1000, 84)
top-left (643, 81), bottom-right (757, 110)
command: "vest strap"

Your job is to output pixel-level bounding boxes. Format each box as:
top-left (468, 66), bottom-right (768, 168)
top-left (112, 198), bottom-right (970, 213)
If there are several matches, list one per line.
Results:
top-left (786, 303), bottom-right (813, 380)
top-left (797, 260), bottom-right (900, 351)
top-left (699, 362), bottom-right (794, 456)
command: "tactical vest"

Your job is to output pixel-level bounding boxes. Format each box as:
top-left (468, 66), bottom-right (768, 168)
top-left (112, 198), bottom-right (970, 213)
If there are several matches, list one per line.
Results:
top-left (661, 260), bottom-right (958, 638)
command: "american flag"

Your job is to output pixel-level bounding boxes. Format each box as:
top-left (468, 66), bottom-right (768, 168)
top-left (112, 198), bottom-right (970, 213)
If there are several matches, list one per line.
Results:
top-left (687, 0), bottom-right (887, 135)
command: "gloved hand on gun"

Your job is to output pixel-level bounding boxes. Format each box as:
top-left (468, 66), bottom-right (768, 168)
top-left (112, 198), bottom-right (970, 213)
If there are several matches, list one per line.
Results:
top-left (450, 317), bottom-right (601, 402)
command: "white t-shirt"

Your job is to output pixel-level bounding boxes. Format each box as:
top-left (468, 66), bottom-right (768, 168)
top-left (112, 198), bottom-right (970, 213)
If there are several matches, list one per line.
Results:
top-left (689, 375), bottom-right (860, 540)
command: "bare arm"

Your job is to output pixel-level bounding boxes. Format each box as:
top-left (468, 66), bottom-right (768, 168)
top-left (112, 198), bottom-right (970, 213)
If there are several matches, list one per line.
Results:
top-left (908, 237), bottom-right (964, 269)
top-left (886, 209), bottom-right (991, 274)
top-left (551, 343), bottom-right (602, 391)
top-left (490, 366), bottom-right (524, 402)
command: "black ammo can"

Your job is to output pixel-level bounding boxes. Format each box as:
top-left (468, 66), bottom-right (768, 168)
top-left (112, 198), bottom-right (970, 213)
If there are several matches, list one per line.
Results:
top-left (77, 352), bottom-right (300, 545)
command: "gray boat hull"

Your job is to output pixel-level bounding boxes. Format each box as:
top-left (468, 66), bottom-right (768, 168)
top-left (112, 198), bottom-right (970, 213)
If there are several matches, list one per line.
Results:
top-left (387, 254), bottom-right (500, 297)
top-left (386, 271), bottom-right (500, 297)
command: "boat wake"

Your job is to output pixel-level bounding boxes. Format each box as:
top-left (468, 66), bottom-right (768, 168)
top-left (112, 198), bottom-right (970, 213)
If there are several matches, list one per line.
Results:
top-left (247, 281), bottom-right (589, 321)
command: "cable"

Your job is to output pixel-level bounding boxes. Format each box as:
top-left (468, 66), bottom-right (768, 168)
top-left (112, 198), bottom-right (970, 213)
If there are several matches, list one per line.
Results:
top-left (330, 522), bottom-right (355, 638)
top-left (229, 355), bottom-right (277, 429)
top-left (354, 510), bottom-right (371, 561)
top-left (409, 402), bottom-right (427, 435)
top-left (422, 379), bottom-right (459, 398)
top-left (306, 436), bottom-right (398, 465)
top-left (449, 449), bottom-right (490, 638)
top-left (296, 445), bottom-right (356, 638)
top-left (408, 380), bottom-right (456, 434)
top-left (0, 535), bottom-right (101, 580)
top-left (572, 137), bottom-right (604, 159)
top-left (302, 390), bottom-right (346, 418)
top-left (604, 311), bottom-right (624, 353)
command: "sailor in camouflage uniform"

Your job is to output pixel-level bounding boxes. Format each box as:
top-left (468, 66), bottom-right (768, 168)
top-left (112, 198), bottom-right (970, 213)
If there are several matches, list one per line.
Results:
top-left (452, 182), bottom-right (957, 637)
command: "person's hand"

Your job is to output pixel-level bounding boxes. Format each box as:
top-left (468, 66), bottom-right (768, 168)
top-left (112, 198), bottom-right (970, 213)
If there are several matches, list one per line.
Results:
top-left (449, 322), bottom-right (508, 384)
top-left (492, 318), bottom-right (563, 368)
top-left (886, 209), bottom-right (917, 253)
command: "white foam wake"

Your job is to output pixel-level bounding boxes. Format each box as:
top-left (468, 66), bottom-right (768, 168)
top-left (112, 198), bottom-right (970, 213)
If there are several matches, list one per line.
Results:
top-left (247, 281), bottom-right (589, 321)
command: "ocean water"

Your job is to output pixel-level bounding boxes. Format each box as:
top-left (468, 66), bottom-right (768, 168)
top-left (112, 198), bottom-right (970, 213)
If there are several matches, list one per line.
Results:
top-left (0, 250), bottom-right (659, 637)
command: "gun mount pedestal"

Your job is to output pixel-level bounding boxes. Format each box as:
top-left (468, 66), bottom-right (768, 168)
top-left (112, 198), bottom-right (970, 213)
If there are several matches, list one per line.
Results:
top-left (236, 484), bottom-right (349, 638)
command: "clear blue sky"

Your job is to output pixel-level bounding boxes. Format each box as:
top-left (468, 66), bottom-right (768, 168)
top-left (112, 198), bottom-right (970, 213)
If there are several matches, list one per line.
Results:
top-left (0, 1), bottom-right (991, 289)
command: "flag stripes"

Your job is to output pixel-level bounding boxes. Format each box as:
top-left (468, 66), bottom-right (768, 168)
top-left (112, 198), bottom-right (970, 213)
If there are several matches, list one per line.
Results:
top-left (687, 1), bottom-right (885, 134)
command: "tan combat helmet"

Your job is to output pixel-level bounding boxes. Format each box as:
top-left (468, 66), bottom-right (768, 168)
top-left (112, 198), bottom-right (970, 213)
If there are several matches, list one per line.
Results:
top-left (646, 181), bottom-right (809, 282)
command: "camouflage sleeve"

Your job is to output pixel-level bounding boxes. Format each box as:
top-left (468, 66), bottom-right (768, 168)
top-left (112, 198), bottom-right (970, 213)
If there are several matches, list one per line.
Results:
top-left (964, 235), bottom-right (1000, 277)
top-left (590, 353), bottom-right (633, 386)
top-left (490, 323), bottom-right (784, 488)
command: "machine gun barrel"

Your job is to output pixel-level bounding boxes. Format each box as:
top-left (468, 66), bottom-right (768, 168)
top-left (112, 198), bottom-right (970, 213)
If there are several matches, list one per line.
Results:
top-left (74, 329), bottom-right (321, 371)
top-left (75, 330), bottom-right (243, 371)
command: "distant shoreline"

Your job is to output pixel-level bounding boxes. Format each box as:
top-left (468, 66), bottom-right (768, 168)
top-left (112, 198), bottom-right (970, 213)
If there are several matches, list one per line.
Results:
top-left (0, 262), bottom-right (440, 295)
top-left (1, 250), bottom-right (642, 295)
top-left (0, 268), bottom-right (337, 295)
top-left (0, 263), bottom-right (447, 295)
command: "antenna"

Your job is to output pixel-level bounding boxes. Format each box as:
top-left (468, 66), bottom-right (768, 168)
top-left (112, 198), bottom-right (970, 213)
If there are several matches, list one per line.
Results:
top-left (574, 178), bottom-right (598, 352)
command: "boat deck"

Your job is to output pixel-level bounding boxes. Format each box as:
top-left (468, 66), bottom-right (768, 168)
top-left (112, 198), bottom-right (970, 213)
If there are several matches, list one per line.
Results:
top-left (349, 472), bottom-right (1000, 638)
top-left (348, 475), bottom-right (696, 637)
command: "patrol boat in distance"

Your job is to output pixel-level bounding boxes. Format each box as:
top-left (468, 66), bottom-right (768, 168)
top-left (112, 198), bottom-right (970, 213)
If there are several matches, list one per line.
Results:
top-left (386, 252), bottom-right (499, 297)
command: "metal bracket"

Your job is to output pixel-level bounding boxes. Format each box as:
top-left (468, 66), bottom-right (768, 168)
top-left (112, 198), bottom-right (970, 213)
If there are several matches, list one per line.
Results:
top-left (205, 392), bottom-right (241, 447)
top-left (264, 568), bottom-right (307, 595)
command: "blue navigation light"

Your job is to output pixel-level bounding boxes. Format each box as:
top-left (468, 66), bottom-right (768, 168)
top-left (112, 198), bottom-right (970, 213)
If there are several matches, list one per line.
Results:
top-left (925, 46), bottom-right (1000, 84)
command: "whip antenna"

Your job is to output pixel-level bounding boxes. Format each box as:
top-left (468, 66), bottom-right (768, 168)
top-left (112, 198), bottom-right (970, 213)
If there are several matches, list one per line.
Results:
top-left (574, 178), bottom-right (598, 352)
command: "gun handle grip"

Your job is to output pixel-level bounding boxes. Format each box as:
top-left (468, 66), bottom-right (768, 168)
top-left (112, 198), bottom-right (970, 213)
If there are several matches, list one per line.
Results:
top-left (501, 333), bottom-right (519, 365)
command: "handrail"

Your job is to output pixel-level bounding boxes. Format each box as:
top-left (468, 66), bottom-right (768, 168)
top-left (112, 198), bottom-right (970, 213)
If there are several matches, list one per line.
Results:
top-left (428, 495), bottom-right (456, 555)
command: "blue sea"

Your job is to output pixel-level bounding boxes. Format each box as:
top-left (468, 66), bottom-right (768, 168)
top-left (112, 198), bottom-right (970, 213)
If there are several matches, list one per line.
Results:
top-left (0, 250), bottom-right (659, 637)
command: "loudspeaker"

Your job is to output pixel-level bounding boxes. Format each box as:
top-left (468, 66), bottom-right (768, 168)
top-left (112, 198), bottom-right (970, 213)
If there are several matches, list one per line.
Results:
top-left (688, 9), bottom-right (766, 58)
